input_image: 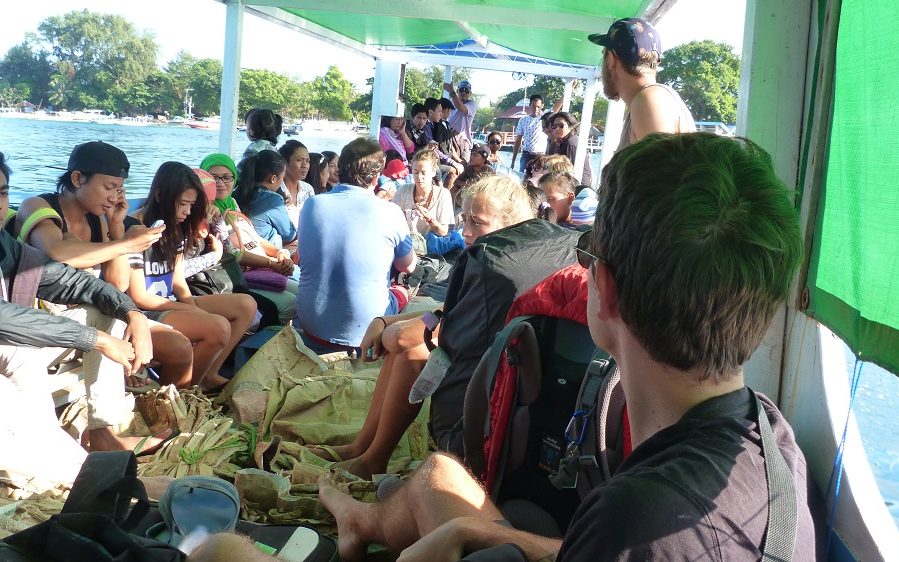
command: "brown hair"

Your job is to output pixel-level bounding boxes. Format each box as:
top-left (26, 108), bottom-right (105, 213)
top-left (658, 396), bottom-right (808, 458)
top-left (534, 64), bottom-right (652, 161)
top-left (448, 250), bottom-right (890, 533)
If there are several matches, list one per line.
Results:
top-left (338, 138), bottom-right (385, 187)
top-left (594, 133), bottom-right (802, 380)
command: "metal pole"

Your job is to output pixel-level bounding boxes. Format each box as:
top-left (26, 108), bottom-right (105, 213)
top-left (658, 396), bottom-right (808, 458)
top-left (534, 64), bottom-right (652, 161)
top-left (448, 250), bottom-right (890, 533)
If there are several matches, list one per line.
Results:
top-left (219, 0), bottom-right (244, 156)
top-left (599, 99), bottom-right (625, 172)
top-left (562, 78), bottom-right (574, 112)
top-left (573, 76), bottom-right (599, 184)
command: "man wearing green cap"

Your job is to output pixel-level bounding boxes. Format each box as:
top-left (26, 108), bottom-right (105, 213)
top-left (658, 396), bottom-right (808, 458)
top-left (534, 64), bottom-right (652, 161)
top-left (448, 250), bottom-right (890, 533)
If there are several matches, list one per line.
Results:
top-left (588, 18), bottom-right (695, 149)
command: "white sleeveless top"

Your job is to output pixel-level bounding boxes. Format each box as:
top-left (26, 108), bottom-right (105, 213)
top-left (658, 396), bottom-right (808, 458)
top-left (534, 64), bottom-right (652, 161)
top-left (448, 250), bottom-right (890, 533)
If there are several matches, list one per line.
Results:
top-left (619, 83), bottom-right (696, 149)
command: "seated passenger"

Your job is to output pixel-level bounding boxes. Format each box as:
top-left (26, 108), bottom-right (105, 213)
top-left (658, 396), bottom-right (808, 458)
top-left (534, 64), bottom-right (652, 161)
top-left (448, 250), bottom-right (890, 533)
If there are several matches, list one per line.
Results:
top-left (311, 176), bottom-right (534, 479)
top-left (234, 150), bottom-right (297, 253)
top-left (0, 152), bottom-right (170, 462)
top-left (14, 141), bottom-right (193, 387)
top-left (318, 133), bottom-right (819, 560)
top-left (392, 149), bottom-right (455, 237)
top-left (242, 108), bottom-right (282, 159)
top-left (125, 162), bottom-right (257, 390)
top-left (538, 171), bottom-right (579, 226)
top-left (422, 97), bottom-right (462, 191)
top-left (200, 152), bottom-right (241, 214)
top-left (376, 156), bottom-right (410, 201)
top-left (294, 138), bottom-right (415, 354)
top-left (485, 131), bottom-right (504, 167)
top-left (200, 153), bottom-right (296, 283)
top-left (547, 111), bottom-right (592, 186)
top-left (322, 150), bottom-right (340, 192)
top-left (304, 152), bottom-right (329, 195)
top-left (278, 140), bottom-right (315, 232)
top-left (405, 103), bottom-right (430, 153)
top-left (452, 143), bottom-right (495, 200)
top-left (379, 115), bottom-right (415, 163)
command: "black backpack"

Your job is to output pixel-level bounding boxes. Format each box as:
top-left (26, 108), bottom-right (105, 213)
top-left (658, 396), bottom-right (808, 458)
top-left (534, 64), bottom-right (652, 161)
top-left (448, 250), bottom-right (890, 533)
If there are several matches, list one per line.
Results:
top-left (2, 452), bottom-right (185, 562)
top-left (430, 219), bottom-right (581, 455)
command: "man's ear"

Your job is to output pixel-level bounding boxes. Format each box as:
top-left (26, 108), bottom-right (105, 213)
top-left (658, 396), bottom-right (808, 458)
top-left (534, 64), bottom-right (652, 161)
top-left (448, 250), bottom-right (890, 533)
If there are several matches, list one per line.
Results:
top-left (566, 191), bottom-right (576, 204)
top-left (70, 171), bottom-right (83, 187)
top-left (594, 262), bottom-right (619, 322)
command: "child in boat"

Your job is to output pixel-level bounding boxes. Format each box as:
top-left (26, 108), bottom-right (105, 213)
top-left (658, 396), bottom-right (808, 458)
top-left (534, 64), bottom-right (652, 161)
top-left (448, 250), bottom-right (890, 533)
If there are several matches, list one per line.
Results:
top-left (242, 108), bottom-right (282, 159)
top-left (234, 150), bottom-right (297, 258)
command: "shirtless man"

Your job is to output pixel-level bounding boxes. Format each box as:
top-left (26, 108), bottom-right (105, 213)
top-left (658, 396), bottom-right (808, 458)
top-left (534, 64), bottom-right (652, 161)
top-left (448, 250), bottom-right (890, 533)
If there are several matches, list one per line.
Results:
top-left (588, 18), bottom-right (695, 149)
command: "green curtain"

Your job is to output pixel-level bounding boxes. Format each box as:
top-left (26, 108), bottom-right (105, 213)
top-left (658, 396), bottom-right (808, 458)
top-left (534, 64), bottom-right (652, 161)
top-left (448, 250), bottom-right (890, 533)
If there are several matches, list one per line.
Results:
top-left (807, 0), bottom-right (899, 375)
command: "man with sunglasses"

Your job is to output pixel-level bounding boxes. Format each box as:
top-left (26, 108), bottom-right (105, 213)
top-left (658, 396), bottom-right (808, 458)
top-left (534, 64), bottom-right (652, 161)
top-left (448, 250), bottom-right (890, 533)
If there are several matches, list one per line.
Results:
top-left (317, 133), bottom-right (819, 561)
top-left (511, 94), bottom-right (563, 173)
top-left (443, 79), bottom-right (478, 162)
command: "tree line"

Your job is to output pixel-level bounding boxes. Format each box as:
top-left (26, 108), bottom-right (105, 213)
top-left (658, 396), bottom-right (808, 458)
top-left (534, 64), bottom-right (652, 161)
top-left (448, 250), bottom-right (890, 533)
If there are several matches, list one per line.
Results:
top-left (0, 10), bottom-right (740, 127)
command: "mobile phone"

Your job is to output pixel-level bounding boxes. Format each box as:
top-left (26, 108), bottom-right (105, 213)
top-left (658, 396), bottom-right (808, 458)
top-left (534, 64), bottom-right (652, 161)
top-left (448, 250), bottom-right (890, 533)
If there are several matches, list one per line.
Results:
top-left (151, 219), bottom-right (165, 228)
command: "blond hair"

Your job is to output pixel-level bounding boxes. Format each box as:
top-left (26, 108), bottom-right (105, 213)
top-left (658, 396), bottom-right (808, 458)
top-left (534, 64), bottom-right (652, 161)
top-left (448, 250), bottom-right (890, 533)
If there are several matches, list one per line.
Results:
top-left (543, 155), bottom-right (575, 175)
top-left (461, 175), bottom-right (534, 227)
top-left (411, 148), bottom-right (439, 169)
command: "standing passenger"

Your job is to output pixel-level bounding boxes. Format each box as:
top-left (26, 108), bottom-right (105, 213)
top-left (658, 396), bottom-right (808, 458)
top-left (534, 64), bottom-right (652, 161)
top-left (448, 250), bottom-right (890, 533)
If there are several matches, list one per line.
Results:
top-left (588, 18), bottom-right (695, 149)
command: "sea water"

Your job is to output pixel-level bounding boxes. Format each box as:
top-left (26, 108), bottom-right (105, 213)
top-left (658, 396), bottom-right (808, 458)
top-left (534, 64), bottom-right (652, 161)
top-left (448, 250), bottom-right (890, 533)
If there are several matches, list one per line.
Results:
top-left (0, 117), bottom-right (360, 203)
top-left (0, 116), bottom-right (896, 526)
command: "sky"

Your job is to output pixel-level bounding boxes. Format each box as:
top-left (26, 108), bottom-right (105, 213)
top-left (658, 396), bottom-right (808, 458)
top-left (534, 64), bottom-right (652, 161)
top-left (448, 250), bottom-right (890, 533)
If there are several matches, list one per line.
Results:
top-left (1, 0), bottom-right (746, 104)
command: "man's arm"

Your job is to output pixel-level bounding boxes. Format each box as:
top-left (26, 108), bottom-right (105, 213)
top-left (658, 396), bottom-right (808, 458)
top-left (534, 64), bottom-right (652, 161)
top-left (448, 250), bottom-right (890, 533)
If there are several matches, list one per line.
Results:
top-left (511, 135), bottom-right (523, 167)
top-left (443, 83), bottom-right (469, 115)
top-left (37, 257), bottom-right (138, 323)
top-left (0, 300), bottom-right (98, 351)
top-left (18, 197), bottom-right (162, 270)
top-left (393, 246), bottom-right (416, 273)
top-left (628, 88), bottom-right (682, 141)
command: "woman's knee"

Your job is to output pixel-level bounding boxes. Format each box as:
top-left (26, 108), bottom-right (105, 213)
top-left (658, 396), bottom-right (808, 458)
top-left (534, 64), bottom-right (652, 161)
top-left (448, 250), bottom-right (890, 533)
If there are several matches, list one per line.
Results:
top-left (207, 315), bottom-right (231, 347)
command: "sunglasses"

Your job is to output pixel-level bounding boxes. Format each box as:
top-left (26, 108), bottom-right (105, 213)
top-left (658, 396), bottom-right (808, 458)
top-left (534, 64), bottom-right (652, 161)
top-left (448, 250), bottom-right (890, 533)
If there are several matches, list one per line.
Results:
top-left (458, 88), bottom-right (471, 93)
top-left (488, 139), bottom-right (502, 145)
top-left (575, 229), bottom-right (608, 271)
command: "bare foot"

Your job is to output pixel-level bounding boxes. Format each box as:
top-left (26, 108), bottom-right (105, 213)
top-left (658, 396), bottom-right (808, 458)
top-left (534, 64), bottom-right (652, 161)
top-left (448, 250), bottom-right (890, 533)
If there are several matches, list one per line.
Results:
top-left (309, 443), bottom-right (360, 463)
top-left (87, 427), bottom-right (174, 455)
top-left (333, 456), bottom-right (383, 481)
top-left (318, 475), bottom-right (372, 561)
top-left (199, 372), bottom-right (230, 393)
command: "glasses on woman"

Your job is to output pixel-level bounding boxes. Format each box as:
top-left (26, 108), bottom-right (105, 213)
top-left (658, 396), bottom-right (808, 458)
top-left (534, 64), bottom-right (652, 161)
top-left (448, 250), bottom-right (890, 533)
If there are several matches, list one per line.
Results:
top-left (575, 230), bottom-right (609, 272)
top-left (489, 139), bottom-right (502, 145)
top-left (211, 174), bottom-right (234, 184)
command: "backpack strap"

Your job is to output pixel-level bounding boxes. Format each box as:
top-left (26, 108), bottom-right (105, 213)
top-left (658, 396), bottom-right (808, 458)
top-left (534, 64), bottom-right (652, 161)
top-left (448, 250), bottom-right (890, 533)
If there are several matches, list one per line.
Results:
top-left (9, 243), bottom-right (46, 307)
top-left (549, 355), bottom-right (617, 494)
top-left (463, 315), bottom-right (534, 480)
top-left (754, 392), bottom-right (798, 562)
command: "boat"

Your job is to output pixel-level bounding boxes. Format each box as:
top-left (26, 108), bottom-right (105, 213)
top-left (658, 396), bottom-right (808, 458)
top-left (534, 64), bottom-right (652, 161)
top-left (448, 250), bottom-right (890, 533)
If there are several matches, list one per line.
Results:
top-left (2, 1), bottom-right (895, 559)
top-left (207, 1), bottom-right (899, 558)
top-left (186, 116), bottom-right (221, 131)
top-left (283, 123), bottom-right (303, 136)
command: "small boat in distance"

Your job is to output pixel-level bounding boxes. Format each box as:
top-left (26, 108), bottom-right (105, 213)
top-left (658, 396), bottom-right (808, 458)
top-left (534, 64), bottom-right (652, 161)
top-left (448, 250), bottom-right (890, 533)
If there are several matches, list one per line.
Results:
top-left (187, 116), bottom-right (221, 131)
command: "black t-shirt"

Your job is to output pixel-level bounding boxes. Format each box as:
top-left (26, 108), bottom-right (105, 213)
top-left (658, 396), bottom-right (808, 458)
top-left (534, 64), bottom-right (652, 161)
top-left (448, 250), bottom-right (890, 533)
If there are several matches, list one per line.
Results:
top-left (557, 388), bottom-right (821, 561)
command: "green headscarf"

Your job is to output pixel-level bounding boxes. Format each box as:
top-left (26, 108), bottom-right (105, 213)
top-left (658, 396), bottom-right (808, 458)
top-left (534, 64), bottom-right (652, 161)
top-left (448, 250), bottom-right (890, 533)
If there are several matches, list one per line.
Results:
top-left (199, 153), bottom-right (240, 214)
